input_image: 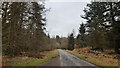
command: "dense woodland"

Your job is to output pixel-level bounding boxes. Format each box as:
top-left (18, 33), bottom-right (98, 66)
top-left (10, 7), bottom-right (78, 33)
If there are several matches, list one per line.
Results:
top-left (1, 2), bottom-right (58, 57)
top-left (1, 2), bottom-right (120, 58)
top-left (68, 2), bottom-right (120, 54)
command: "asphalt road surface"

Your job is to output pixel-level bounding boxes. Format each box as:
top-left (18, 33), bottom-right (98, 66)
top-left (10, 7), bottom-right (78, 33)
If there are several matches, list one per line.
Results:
top-left (58, 49), bottom-right (100, 68)
top-left (40, 49), bottom-right (100, 68)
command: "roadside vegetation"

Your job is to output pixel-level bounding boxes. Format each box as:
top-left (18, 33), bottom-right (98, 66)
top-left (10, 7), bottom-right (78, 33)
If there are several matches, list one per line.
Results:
top-left (2, 50), bottom-right (59, 66)
top-left (65, 47), bottom-right (118, 67)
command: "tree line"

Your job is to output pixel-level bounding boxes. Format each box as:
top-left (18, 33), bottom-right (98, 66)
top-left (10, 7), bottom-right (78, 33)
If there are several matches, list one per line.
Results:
top-left (67, 2), bottom-right (120, 54)
top-left (1, 2), bottom-right (120, 57)
top-left (1, 2), bottom-right (57, 57)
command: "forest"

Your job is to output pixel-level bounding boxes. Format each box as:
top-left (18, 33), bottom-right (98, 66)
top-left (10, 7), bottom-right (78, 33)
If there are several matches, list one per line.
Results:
top-left (67, 2), bottom-right (120, 54)
top-left (1, 1), bottom-right (120, 67)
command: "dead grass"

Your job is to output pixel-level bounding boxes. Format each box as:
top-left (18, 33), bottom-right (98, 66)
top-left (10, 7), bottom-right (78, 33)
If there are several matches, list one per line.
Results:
top-left (65, 47), bottom-right (118, 67)
top-left (2, 49), bottom-right (59, 66)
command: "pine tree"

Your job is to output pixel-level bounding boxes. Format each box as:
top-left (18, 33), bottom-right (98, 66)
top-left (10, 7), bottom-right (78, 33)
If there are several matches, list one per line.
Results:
top-left (2, 2), bottom-right (27, 56)
top-left (68, 33), bottom-right (74, 50)
top-left (105, 2), bottom-right (120, 54)
top-left (77, 23), bottom-right (86, 48)
top-left (82, 2), bottom-right (120, 53)
top-left (2, 2), bottom-right (50, 56)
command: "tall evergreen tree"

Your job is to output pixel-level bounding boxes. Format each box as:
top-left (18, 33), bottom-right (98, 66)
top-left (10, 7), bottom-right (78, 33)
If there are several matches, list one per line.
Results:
top-left (105, 2), bottom-right (120, 54)
top-left (77, 23), bottom-right (86, 48)
top-left (79, 23), bottom-right (85, 35)
top-left (2, 2), bottom-right (51, 56)
top-left (68, 32), bottom-right (74, 50)
top-left (82, 2), bottom-right (120, 53)
top-left (2, 2), bottom-right (27, 56)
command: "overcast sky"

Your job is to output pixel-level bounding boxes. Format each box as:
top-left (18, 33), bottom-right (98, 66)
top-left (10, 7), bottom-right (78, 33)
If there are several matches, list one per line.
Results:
top-left (45, 2), bottom-right (89, 38)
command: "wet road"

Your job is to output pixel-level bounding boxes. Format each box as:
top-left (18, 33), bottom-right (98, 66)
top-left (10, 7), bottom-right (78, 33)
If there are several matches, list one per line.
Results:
top-left (58, 49), bottom-right (100, 68)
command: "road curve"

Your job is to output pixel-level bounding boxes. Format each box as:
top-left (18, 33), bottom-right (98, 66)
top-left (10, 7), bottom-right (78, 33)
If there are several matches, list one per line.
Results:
top-left (58, 49), bottom-right (100, 68)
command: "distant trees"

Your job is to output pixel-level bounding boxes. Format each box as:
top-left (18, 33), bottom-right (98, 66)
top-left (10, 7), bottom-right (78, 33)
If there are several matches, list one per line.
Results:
top-left (77, 2), bottom-right (120, 54)
top-left (56, 35), bottom-right (61, 46)
top-left (60, 37), bottom-right (68, 49)
top-left (67, 32), bottom-right (75, 50)
top-left (1, 2), bottom-right (53, 56)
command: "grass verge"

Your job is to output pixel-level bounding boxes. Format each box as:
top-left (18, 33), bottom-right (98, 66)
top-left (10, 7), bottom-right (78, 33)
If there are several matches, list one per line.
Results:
top-left (3, 49), bottom-right (59, 67)
top-left (19, 50), bottom-right (59, 66)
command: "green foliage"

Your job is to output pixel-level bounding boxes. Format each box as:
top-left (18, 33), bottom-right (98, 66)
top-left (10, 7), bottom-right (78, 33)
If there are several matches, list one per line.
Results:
top-left (77, 23), bottom-right (86, 48)
top-left (79, 23), bottom-right (85, 35)
top-left (1, 2), bottom-right (52, 56)
top-left (79, 2), bottom-right (120, 54)
top-left (68, 33), bottom-right (74, 50)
